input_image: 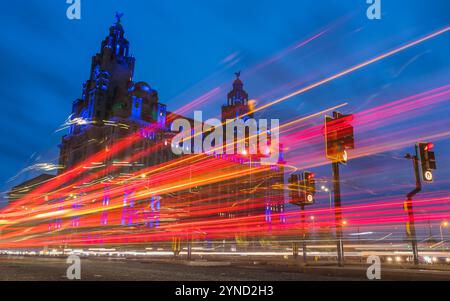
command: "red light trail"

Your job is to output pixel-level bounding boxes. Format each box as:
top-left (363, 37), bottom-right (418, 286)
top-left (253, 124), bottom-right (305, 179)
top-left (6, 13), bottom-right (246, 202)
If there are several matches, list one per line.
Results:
top-left (1, 24), bottom-right (449, 251)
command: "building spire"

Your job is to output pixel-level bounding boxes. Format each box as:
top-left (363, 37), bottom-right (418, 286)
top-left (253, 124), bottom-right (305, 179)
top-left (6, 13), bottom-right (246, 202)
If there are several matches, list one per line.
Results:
top-left (222, 72), bottom-right (252, 121)
top-left (100, 12), bottom-right (130, 58)
top-left (115, 12), bottom-right (124, 24)
top-left (227, 71), bottom-right (248, 106)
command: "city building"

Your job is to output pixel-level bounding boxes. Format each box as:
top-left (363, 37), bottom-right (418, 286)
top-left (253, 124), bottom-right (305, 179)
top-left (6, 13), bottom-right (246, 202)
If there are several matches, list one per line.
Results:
top-left (7, 15), bottom-right (286, 247)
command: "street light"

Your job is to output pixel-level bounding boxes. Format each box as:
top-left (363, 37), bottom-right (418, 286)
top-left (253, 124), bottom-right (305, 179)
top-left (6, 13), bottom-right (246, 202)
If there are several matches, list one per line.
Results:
top-left (321, 185), bottom-right (332, 209)
top-left (310, 216), bottom-right (315, 238)
top-left (310, 215), bottom-right (315, 226)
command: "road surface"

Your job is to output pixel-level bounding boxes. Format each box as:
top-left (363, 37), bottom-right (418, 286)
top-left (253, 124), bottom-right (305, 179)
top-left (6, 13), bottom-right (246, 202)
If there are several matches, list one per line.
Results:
top-left (0, 256), bottom-right (356, 281)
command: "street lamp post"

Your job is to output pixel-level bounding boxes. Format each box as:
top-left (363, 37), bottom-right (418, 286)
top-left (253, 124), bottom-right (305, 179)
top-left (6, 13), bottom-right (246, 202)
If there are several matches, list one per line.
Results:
top-left (321, 186), bottom-right (332, 209)
top-left (310, 216), bottom-right (315, 239)
top-left (440, 221), bottom-right (448, 250)
top-left (341, 220), bottom-right (348, 246)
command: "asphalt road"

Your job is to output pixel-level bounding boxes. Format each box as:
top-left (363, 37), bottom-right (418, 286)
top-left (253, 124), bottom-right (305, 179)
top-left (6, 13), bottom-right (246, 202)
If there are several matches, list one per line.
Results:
top-left (0, 256), bottom-right (356, 281)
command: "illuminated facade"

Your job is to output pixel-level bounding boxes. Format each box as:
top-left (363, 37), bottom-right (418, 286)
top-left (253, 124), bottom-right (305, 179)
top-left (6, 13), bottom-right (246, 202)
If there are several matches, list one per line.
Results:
top-left (8, 16), bottom-right (286, 247)
top-left (58, 15), bottom-right (173, 176)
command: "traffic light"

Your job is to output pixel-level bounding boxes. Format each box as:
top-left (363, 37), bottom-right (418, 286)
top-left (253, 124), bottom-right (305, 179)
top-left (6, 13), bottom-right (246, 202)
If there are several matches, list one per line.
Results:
top-left (324, 112), bottom-right (354, 163)
top-left (288, 174), bottom-right (300, 204)
top-left (289, 172), bottom-right (316, 205)
top-left (417, 142), bottom-right (437, 183)
top-left (304, 171), bottom-right (316, 204)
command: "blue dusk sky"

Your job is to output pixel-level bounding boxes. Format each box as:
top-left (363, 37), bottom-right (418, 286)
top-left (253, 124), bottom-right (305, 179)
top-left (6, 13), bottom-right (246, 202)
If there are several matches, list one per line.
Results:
top-left (0, 0), bottom-right (449, 221)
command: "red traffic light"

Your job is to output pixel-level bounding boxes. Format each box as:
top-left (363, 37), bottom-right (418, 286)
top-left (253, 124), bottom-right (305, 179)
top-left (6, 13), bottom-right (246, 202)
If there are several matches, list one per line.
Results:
top-left (417, 142), bottom-right (437, 183)
top-left (306, 173), bottom-right (315, 180)
top-left (424, 143), bottom-right (434, 151)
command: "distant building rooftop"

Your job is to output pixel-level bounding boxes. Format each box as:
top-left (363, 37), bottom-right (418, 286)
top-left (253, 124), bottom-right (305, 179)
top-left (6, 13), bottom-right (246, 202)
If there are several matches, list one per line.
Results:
top-left (7, 174), bottom-right (55, 202)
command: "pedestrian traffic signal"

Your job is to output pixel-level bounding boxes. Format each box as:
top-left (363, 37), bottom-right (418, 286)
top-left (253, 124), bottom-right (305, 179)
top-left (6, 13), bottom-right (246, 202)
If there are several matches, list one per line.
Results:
top-left (324, 112), bottom-right (354, 163)
top-left (417, 142), bottom-right (437, 183)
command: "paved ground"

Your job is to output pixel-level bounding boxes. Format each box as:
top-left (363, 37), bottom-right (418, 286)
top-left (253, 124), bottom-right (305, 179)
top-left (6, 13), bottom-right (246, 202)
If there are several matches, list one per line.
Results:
top-left (1, 256), bottom-right (449, 281)
top-left (0, 256), bottom-right (356, 281)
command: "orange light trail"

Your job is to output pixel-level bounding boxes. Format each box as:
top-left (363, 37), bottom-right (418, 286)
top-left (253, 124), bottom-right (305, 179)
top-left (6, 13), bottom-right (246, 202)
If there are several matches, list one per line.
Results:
top-left (248, 26), bottom-right (450, 115)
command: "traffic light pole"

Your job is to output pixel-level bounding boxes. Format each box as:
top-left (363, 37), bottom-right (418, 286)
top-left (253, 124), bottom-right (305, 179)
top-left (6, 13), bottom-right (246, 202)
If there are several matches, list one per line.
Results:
top-left (188, 165), bottom-right (193, 261)
top-left (325, 111), bottom-right (353, 267)
top-left (187, 238), bottom-right (192, 260)
top-left (301, 204), bottom-right (307, 264)
top-left (332, 162), bottom-right (344, 267)
top-left (289, 171), bottom-right (315, 262)
top-left (292, 241), bottom-right (299, 258)
top-left (405, 145), bottom-right (421, 265)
